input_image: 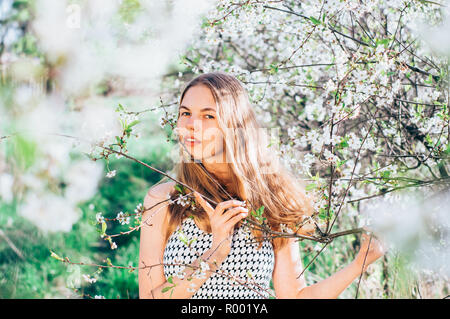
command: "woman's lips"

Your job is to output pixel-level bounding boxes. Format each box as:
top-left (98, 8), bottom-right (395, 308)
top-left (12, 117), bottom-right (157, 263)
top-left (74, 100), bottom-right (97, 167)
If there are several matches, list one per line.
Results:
top-left (183, 137), bottom-right (201, 146)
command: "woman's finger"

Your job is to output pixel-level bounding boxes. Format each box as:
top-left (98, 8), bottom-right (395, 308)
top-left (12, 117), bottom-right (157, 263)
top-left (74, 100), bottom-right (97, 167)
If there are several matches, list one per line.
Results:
top-left (215, 200), bottom-right (245, 215)
top-left (193, 191), bottom-right (214, 215)
top-left (224, 211), bottom-right (248, 230)
top-left (221, 206), bottom-right (248, 222)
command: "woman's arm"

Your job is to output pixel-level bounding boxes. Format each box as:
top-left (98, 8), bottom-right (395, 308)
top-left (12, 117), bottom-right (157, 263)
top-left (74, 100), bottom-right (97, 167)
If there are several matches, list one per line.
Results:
top-left (295, 259), bottom-right (363, 299)
top-left (273, 234), bottom-right (384, 299)
top-left (138, 183), bottom-right (230, 299)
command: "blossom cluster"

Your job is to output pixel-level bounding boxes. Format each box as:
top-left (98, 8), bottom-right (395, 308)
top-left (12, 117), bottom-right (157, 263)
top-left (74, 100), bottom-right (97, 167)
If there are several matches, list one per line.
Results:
top-left (155, 2), bottom-right (450, 268)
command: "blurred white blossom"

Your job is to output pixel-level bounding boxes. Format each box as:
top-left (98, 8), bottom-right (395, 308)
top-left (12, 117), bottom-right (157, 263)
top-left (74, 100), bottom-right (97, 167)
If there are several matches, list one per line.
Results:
top-left (31, 0), bottom-right (217, 96)
top-left (0, 173), bottom-right (14, 203)
top-left (362, 189), bottom-right (450, 276)
top-left (82, 274), bottom-right (97, 284)
top-left (417, 0), bottom-right (450, 56)
top-left (64, 160), bottom-right (104, 204)
top-left (18, 193), bottom-right (81, 233)
top-left (106, 170), bottom-right (117, 179)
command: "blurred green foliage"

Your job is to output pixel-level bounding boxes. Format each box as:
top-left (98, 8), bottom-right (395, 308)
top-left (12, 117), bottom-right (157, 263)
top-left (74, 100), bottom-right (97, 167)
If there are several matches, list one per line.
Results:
top-left (0, 134), bottom-right (173, 299)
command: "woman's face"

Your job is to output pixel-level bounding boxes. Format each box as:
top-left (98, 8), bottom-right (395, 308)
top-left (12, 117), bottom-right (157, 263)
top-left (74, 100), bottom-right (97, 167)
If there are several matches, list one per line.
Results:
top-left (176, 84), bottom-right (225, 161)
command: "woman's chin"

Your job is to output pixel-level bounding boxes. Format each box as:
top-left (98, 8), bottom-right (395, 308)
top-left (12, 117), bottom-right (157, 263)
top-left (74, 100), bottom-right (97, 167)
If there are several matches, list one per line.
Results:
top-left (181, 147), bottom-right (222, 163)
top-left (183, 150), bottom-right (206, 162)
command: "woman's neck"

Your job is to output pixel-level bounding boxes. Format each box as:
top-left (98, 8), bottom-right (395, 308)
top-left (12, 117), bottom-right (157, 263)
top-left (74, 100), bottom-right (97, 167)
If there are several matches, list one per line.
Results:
top-left (202, 160), bottom-right (232, 185)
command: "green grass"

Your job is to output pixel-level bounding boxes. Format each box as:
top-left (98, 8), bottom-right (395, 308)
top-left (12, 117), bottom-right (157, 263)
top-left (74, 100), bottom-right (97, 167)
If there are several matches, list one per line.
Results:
top-left (0, 130), bottom-right (172, 299)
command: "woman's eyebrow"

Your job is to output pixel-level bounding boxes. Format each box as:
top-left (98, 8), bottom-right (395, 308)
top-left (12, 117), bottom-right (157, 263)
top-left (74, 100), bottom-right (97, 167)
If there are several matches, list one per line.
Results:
top-left (180, 105), bottom-right (216, 112)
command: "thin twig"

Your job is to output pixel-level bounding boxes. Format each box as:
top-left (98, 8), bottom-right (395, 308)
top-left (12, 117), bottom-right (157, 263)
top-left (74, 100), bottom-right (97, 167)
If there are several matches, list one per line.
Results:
top-left (355, 234), bottom-right (372, 299)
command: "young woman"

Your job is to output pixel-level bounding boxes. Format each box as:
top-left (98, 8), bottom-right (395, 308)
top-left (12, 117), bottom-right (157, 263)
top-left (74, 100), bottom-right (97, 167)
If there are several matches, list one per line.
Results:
top-left (138, 71), bottom-right (384, 299)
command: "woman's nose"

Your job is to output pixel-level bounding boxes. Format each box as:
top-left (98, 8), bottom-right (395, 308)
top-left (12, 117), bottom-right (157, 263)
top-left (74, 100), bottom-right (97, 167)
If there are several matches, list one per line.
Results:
top-left (186, 115), bottom-right (202, 132)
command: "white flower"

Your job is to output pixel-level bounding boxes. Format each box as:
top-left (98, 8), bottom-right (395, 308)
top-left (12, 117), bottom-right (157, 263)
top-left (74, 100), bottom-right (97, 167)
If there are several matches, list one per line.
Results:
top-left (287, 126), bottom-right (299, 139)
top-left (280, 223), bottom-right (294, 234)
top-left (175, 194), bottom-right (190, 207)
top-left (116, 211), bottom-right (130, 225)
top-left (392, 79), bottom-right (402, 93)
top-left (348, 133), bottom-right (362, 150)
top-left (175, 268), bottom-right (186, 279)
top-left (187, 282), bottom-right (197, 293)
top-left (82, 274), bottom-right (97, 284)
top-left (94, 295), bottom-right (105, 299)
top-left (106, 170), bottom-right (116, 178)
top-left (110, 241), bottom-right (117, 250)
top-left (159, 116), bottom-right (167, 128)
top-left (323, 149), bottom-right (338, 164)
top-left (364, 137), bottom-right (376, 152)
top-left (200, 261), bottom-right (210, 272)
top-left (134, 203), bottom-right (143, 213)
top-left (96, 212), bottom-right (105, 223)
top-left (324, 79), bottom-right (337, 94)
top-left (193, 268), bottom-right (207, 279)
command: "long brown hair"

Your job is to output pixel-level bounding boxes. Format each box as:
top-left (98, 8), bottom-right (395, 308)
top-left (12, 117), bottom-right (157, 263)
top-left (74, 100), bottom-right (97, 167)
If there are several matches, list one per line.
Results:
top-left (164, 71), bottom-right (315, 251)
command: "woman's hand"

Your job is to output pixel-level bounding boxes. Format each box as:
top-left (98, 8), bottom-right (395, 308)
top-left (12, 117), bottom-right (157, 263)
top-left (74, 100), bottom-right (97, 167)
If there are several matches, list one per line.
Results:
top-left (193, 192), bottom-right (248, 257)
top-left (354, 232), bottom-right (386, 272)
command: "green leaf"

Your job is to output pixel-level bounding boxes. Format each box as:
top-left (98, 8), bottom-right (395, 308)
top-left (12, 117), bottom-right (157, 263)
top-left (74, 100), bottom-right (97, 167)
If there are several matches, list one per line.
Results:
top-left (168, 275), bottom-right (173, 284)
top-left (269, 63), bottom-right (279, 75)
top-left (305, 183), bottom-right (317, 191)
top-left (339, 140), bottom-right (349, 148)
top-left (124, 128), bottom-right (132, 138)
top-left (116, 103), bottom-right (125, 113)
top-left (375, 38), bottom-right (390, 47)
top-left (188, 238), bottom-right (197, 246)
top-left (50, 251), bottom-right (65, 262)
top-left (128, 120), bottom-right (140, 128)
top-left (318, 207), bottom-right (327, 220)
top-left (251, 205), bottom-right (265, 222)
top-left (162, 286), bottom-right (172, 293)
top-left (309, 16), bottom-right (321, 25)
top-left (8, 135), bottom-right (37, 170)
top-left (424, 74), bottom-right (433, 85)
top-left (101, 221), bottom-right (107, 235)
top-left (174, 184), bottom-right (184, 194)
top-left (444, 144), bottom-right (450, 155)
top-left (337, 159), bottom-right (348, 168)
top-left (178, 231), bottom-right (189, 246)
top-left (311, 171), bottom-right (320, 181)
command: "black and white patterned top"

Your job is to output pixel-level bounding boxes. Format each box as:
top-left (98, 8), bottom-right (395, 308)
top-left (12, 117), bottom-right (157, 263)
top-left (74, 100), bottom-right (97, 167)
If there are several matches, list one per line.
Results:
top-left (163, 217), bottom-right (275, 299)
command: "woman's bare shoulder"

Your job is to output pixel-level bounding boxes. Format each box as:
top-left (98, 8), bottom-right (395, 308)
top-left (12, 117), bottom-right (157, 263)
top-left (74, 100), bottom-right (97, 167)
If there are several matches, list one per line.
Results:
top-left (142, 181), bottom-right (176, 224)
top-left (146, 181), bottom-right (176, 200)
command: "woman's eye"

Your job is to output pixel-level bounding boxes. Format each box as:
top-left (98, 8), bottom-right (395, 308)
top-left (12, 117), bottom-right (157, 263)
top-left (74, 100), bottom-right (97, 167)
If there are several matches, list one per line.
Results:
top-left (179, 111), bottom-right (213, 119)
